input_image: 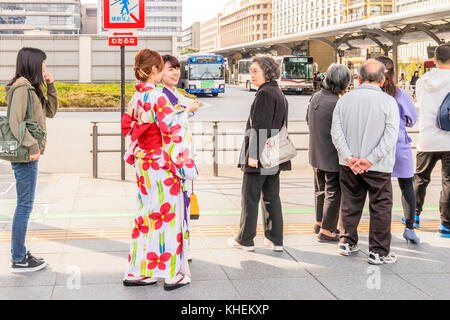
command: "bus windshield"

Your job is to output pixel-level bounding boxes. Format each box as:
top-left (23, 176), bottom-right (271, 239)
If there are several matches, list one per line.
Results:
top-left (281, 58), bottom-right (313, 80)
top-left (189, 63), bottom-right (224, 80)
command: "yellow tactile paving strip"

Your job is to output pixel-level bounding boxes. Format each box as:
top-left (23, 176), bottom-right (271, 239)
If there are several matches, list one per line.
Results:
top-left (0, 221), bottom-right (441, 242)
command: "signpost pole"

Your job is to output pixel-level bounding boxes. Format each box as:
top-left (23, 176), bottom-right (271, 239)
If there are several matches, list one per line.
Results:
top-left (120, 45), bottom-right (126, 181)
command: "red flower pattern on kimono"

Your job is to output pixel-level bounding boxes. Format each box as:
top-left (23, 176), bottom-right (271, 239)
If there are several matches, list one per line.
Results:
top-left (160, 123), bottom-right (182, 145)
top-left (147, 252), bottom-right (172, 271)
top-left (142, 154), bottom-right (160, 171)
top-left (175, 148), bottom-right (195, 169)
top-left (161, 151), bottom-right (177, 175)
top-left (132, 216), bottom-right (149, 239)
top-left (147, 148), bottom-right (163, 158)
top-left (136, 174), bottom-right (148, 195)
top-left (176, 232), bottom-right (183, 255)
top-left (153, 96), bottom-right (172, 120)
top-left (135, 83), bottom-right (154, 93)
top-left (164, 175), bottom-right (181, 196)
top-left (149, 203), bottom-right (176, 230)
top-left (137, 99), bottom-right (152, 112)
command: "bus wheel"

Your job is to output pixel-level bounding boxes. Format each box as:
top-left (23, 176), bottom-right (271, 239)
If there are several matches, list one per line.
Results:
top-left (246, 81), bottom-right (252, 91)
top-left (212, 92), bottom-right (219, 97)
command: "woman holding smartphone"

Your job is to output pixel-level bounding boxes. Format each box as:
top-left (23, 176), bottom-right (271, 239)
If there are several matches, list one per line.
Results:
top-left (5, 47), bottom-right (58, 273)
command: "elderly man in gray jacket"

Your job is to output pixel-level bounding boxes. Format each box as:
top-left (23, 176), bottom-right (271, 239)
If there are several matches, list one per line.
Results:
top-left (331, 59), bottom-right (400, 265)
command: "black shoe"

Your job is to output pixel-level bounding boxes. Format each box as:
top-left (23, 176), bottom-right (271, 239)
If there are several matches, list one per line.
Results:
top-left (317, 232), bottom-right (339, 242)
top-left (26, 251), bottom-right (44, 261)
top-left (11, 252), bottom-right (47, 274)
top-left (314, 224), bottom-right (321, 234)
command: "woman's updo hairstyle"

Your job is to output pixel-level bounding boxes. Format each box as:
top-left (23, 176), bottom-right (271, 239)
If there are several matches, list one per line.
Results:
top-left (133, 49), bottom-right (164, 82)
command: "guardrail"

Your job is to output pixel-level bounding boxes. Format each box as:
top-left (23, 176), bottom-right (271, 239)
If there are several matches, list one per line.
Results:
top-left (90, 120), bottom-right (419, 179)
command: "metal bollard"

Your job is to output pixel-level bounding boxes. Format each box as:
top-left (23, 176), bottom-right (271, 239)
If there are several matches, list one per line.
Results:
top-left (92, 122), bottom-right (98, 179)
top-left (213, 121), bottom-right (219, 177)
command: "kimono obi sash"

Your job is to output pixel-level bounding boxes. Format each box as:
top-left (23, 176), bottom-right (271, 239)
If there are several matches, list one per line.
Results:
top-left (137, 122), bottom-right (163, 151)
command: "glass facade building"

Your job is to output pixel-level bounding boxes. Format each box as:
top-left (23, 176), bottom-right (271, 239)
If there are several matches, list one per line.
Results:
top-left (0, 0), bottom-right (81, 34)
top-left (273, 0), bottom-right (342, 36)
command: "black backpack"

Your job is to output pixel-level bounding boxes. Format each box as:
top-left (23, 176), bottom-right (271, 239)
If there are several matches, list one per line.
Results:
top-left (437, 92), bottom-right (450, 132)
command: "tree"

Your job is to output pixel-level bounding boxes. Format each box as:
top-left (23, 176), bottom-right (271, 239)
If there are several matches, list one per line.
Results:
top-left (180, 47), bottom-right (200, 55)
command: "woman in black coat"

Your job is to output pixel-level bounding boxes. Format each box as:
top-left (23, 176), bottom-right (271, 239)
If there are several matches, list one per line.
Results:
top-left (229, 56), bottom-right (291, 252)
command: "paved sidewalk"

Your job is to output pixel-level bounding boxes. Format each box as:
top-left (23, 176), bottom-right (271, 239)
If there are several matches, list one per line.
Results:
top-left (0, 165), bottom-right (449, 300)
top-left (1, 232), bottom-right (450, 300)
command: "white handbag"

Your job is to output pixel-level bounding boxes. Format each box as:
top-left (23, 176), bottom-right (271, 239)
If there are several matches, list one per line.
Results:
top-left (260, 123), bottom-right (297, 169)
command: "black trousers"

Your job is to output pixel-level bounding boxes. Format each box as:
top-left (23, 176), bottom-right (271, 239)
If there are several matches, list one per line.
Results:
top-left (313, 168), bottom-right (341, 231)
top-left (414, 151), bottom-right (450, 228)
top-left (339, 166), bottom-right (393, 256)
top-left (237, 172), bottom-right (283, 246)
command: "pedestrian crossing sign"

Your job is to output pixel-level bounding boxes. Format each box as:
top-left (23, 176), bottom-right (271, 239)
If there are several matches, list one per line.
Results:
top-left (103, 0), bottom-right (145, 29)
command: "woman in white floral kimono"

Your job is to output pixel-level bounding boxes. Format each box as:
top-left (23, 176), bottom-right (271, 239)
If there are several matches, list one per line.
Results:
top-left (121, 49), bottom-right (199, 290)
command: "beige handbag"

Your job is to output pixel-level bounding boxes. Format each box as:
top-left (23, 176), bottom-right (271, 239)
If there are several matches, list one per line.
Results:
top-left (260, 122), bottom-right (297, 169)
top-left (252, 95), bottom-right (297, 169)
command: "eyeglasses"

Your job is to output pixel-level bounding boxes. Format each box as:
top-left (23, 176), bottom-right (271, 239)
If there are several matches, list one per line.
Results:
top-left (250, 69), bottom-right (263, 75)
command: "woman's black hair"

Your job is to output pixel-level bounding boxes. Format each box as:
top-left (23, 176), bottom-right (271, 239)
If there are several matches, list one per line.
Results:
top-left (162, 55), bottom-right (180, 69)
top-left (375, 56), bottom-right (398, 98)
top-left (8, 47), bottom-right (47, 104)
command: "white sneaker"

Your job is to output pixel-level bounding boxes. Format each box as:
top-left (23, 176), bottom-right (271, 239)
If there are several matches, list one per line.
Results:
top-left (337, 243), bottom-right (360, 256)
top-left (227, 238), bottom-right (255, 252)
top-left (264, 238), bottom-right (283, 252)
top-left (368, 251), bottom-right (398, 265)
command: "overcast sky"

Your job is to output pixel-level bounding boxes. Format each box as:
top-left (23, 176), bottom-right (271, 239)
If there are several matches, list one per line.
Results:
top-left (80, 0), bottom-right (229, 28)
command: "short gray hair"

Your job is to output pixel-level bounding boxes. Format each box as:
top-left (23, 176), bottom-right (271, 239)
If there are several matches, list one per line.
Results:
top-left (323, 64), bottom-right (352, 95)
top-left (252, 56), bottom-right (281, 82)
top-left (359, 59), bottom-right (386, 83)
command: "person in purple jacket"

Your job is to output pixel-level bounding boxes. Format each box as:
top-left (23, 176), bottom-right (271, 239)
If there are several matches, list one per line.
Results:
top-left (376, 57), bottom-right (420, 244)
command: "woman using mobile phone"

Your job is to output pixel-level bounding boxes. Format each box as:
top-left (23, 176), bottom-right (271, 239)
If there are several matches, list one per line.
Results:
top-left (5, 47), bottom-right (58, 273)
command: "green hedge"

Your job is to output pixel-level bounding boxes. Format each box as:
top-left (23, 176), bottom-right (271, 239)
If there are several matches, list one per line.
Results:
top-left (0, 83), bottom-right (136, 108)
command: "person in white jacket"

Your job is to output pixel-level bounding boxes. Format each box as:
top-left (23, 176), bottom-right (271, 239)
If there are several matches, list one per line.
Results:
top-left (413, 42), bottom-right (450, 238)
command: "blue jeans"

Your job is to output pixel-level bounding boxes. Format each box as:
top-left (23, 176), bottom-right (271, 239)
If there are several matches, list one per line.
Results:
top-left (10, 160), bottom-right (39, 262)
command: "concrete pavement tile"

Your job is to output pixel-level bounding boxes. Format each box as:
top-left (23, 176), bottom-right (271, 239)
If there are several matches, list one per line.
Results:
top-left (71, 197), bottom-right (135, 214)
top-left (0, 286), bottom-right (53, 300)
top-left (231, 277), bottom-right (336, 300)
top-left (51, 283), bottom-right (151, 300)
top-left (0, 253), bottom-right (60, 288)
top-left (399, 274), bottom-right (450, 299)
top-left (63, 239), bottom-right (130, 253)
top-left (382, 242), bottom-right (450, 274)
top-left (189, 249), bottom-right (228, 281)
top-left (211, 248), bottom-right (309, 280)
top-left (146, 280), bottom-right (241, 300)
top-left (55, 251), bottom-right (128, 286)
top-left (75, 186), bottom-right (126, 198)
top-left (3, 219), bottom-right (71, 231)
top-left (204, 236), bottom-right (237, 249)
top-left (188, 236), bottom-right (207, 249)
top-left (284, 245), bottom-right (394, 277)
top-left (22, 241), bottom-right (65, 255)
top-left (67, 217), bottom-right (133, 229)
top-left (391, 230), bottom-right (450, 246)
top-left (316, 275), bottom-right (432, 300)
